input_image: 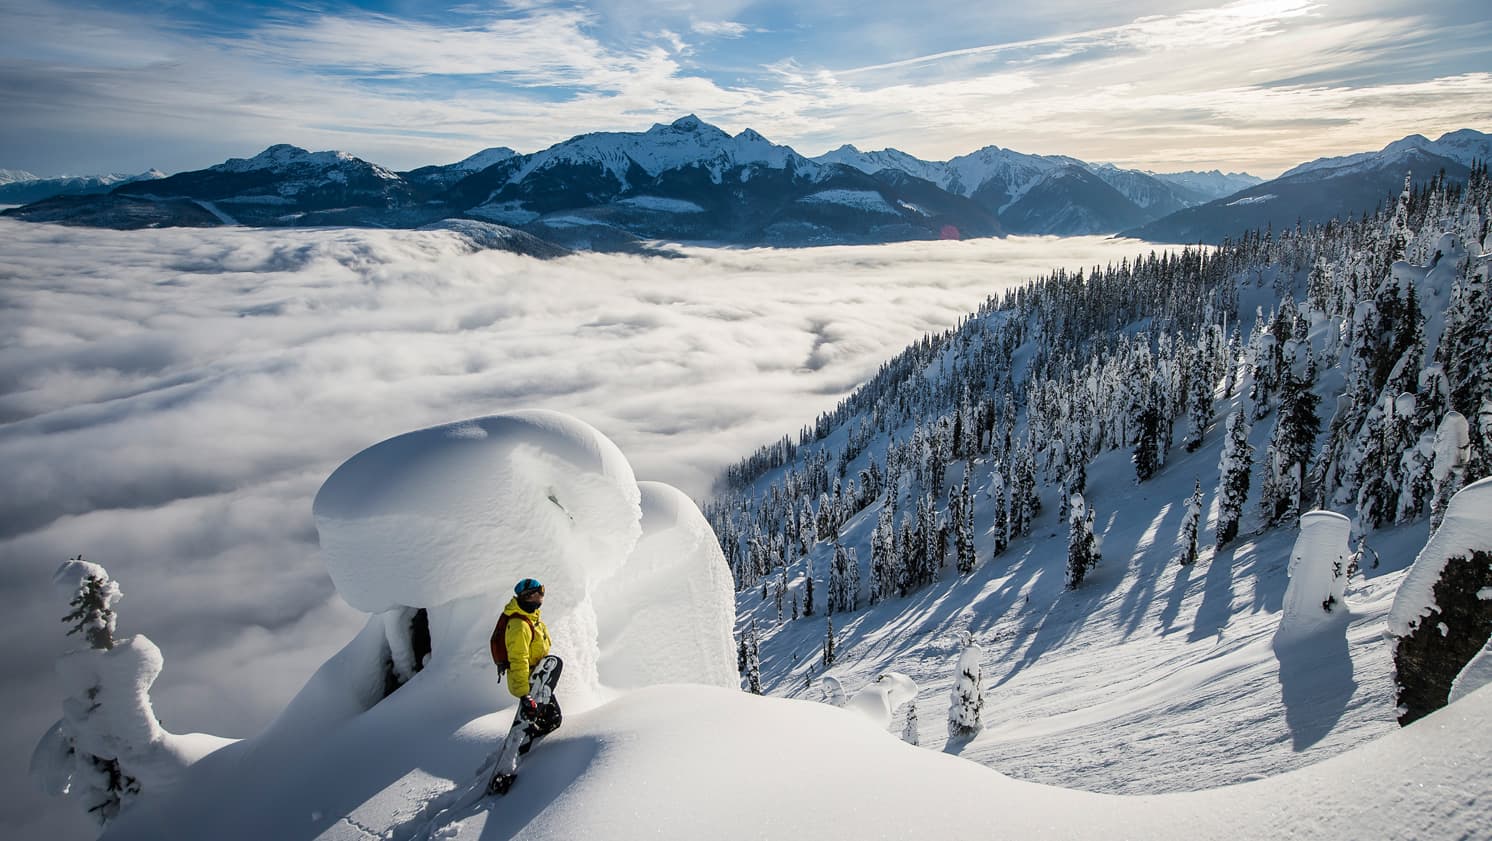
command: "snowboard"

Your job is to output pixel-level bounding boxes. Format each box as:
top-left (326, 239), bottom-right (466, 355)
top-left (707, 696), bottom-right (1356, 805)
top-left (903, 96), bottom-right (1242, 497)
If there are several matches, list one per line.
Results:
top-left (487, 654), bottom-right (563, 796)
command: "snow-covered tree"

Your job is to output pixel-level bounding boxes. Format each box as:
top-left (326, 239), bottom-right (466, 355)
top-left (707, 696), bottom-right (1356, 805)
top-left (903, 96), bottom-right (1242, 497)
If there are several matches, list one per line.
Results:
top-left (1178, 479), bottom-right (1203, 566)
top-left (822, 616), bottom-right (836, 668)
top-left (946, 640), bottom-right (985, 739)
top-left (1429, 411), bottom-right (1472, 530)
top-left (744, 622), bottom-right (762, 694)
top-left (987, 467), bottom-right (1009, 557)
top-left (1183, 352), bottom-right (1213, 452)
top-left (1275, 511), bottom-right (1352, 644)
top-left (954, 471), bottom-right (976, 575)
top-left (1132, 379), bottom-right (1166, 482)
top-left (901, 697), bottom-right (920, 746)
top-left (1216, 410), bottom-right (1254, 549)
top-left (1259, 359), bottom-right (1321, 526)
top-left (33, 558), bottom-right (211, 827)
top-left (802, 561), bottom-right (816, 618)
top-left (1066, 493), bottom-right (1100, 589)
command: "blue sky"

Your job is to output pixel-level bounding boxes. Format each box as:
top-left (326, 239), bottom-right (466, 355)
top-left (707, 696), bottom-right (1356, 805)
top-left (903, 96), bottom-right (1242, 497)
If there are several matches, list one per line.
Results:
top-left (1, 0), bottom-right (1488, 177)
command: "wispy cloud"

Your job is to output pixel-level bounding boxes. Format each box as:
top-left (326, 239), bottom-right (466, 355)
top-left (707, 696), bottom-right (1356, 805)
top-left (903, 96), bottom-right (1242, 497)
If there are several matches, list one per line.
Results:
top-left (691, 19), bottom-right (752, 38)
top-left (0, 0), bottom-right (1486, 176)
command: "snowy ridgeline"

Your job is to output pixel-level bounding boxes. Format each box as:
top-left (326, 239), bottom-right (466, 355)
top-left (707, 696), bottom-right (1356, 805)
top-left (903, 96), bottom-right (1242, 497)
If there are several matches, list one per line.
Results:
top-left (33, 410), bottom-right (739, 837)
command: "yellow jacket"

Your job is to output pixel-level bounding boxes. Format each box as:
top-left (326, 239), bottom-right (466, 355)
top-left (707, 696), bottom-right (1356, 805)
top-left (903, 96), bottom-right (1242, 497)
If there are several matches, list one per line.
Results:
top-left (492, 597), bottom-right (551, 697)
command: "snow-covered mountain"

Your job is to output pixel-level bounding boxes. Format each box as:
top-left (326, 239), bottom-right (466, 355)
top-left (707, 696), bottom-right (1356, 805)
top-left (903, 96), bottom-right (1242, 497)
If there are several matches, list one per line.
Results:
top-left (1128, 130), bottom-right (1491, 243)
top-left (444, 115), bottom-right (1001, 248)
top-left (0, 170), bottom-right (164, 205)
top-left (401, 147), bottom-right (519, 189)
top-left (1149, 168), bottom-right (1263, 202)
top-left (111, 144), bottom-right (436, 227)
top-left (813, 143), bottom-right (1244, 234)
top-left (0, 167), bottom-right (38, 185)
top-left (3, 119), bottom-right (1000, 247)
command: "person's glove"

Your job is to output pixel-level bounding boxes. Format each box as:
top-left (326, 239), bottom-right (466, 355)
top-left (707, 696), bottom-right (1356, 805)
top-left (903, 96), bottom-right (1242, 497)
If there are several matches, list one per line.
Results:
top-left (519, 695), bottom-right (541, 720)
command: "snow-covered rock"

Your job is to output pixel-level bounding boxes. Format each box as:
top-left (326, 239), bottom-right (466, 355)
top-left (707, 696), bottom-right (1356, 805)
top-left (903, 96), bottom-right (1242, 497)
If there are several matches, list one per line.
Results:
top-left (1387, 478), bottom-right (1492, 639)
top-left (1388, 477), bottom-right (1492, 723)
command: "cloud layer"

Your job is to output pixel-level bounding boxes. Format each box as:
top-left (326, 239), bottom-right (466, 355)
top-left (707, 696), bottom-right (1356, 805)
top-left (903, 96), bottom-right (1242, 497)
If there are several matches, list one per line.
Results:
top-left (0, 221), bottom-right (1152, 838)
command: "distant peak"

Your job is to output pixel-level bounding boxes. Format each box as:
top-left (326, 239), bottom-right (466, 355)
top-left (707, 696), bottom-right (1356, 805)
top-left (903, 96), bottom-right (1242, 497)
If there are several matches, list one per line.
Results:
top-left (254, 143), bottom-right (311, 159)
top-left (644, 114), bottom-right (729, 139)
top-left (736, 128), bottom-right (767, 142)
top-left (831, 143), bottom-right (862, 154)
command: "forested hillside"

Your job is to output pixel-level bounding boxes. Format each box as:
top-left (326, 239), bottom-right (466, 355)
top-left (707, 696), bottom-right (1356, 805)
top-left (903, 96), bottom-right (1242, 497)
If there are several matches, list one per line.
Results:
top-left (705, 168), bottom-right (1491, 768)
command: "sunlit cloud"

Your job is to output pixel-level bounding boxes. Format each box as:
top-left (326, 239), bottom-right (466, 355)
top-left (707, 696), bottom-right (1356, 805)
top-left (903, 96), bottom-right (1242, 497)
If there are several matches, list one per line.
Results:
top-left (1, 0), bottom-right (1487, 177)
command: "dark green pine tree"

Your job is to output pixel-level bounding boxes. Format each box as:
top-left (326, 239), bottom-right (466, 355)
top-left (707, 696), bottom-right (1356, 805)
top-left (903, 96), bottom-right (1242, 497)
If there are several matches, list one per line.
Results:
top-left (1261, 360), bottom-right (1321, 526)
top-left (802, 562), bottom-right (815, 617)
top-left (1132, 380), bottom-right (1165, 483)
top-left (62, 558), bottom-right (118, 651)
top-left (822, 616), bottom-right (836, 668)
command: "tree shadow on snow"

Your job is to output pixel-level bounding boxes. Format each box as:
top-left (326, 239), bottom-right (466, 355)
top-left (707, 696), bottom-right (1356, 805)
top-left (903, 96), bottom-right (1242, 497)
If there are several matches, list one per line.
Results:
top-left (1187, 546), bottom-right (1236, 642)
top-left (1157, 559), bottom-right (1194, 636)
top-left (1117, 502), bottom-right (1180, 639)
top-left (1271, 614), bottom-right (1357, 752)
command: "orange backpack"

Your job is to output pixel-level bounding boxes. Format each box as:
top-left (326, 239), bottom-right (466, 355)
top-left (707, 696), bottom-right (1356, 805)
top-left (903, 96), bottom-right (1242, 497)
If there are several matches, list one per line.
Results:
top-left (489, 612), bottom-right (534, 673)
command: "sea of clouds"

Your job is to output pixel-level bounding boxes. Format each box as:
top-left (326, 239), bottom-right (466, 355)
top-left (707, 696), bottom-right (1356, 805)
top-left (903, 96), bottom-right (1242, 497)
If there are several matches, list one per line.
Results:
top-left (0, 219), bottom-right (1158, 838)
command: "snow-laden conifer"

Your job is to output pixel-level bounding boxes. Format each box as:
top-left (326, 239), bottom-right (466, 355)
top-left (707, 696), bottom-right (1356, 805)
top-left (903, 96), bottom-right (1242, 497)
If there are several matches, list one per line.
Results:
top-left (1216, 409), bottom-right (1253, 549)
top-left (946, 640), bottom-right (984, 739)
top-left (901, 697), bottom-right (920, 746)
top-left (34, 558), bottom-right (220, 827)
top-left (1429, 411), bottom-right (1471, 530)
top-left (987, 467), bottom-right (1009, 557)
top-left (745, 622), bottom-right (762, 694)
top-left (822, 616), bottom-right (836, 668)
top-left (1178, 479), bottom-right (1203, 565)
top-left (1066, 493), bottom-right (1100, 589)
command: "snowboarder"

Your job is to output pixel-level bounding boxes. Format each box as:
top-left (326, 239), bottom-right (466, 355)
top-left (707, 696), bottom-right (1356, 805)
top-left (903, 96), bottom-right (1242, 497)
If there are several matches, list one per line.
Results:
top-left (491, 578), bottom-right (562, 750)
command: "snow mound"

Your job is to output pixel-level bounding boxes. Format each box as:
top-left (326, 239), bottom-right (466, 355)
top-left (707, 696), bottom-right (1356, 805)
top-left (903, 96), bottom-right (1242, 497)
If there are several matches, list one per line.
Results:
top-left (594, 482), bottom-right (739, 689)
top-left (313, 409), bottom-right (642, 616)
top-left (1451, 637), bottom-right (1492, 702)
top-left (842, 671), bottom-right (918, 728)
top-left (1388, 477), bottom-right (1492, 638)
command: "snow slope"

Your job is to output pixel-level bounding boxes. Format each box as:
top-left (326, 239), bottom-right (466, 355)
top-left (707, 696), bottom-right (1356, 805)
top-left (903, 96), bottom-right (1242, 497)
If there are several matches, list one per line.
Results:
top-left (104, 672), bottom-right (1492, 840)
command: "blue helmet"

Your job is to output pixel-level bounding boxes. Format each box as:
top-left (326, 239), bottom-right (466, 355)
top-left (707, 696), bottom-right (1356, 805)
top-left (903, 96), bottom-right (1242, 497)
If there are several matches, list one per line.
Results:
top-left (514, 578), bottom-right (544, 597)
